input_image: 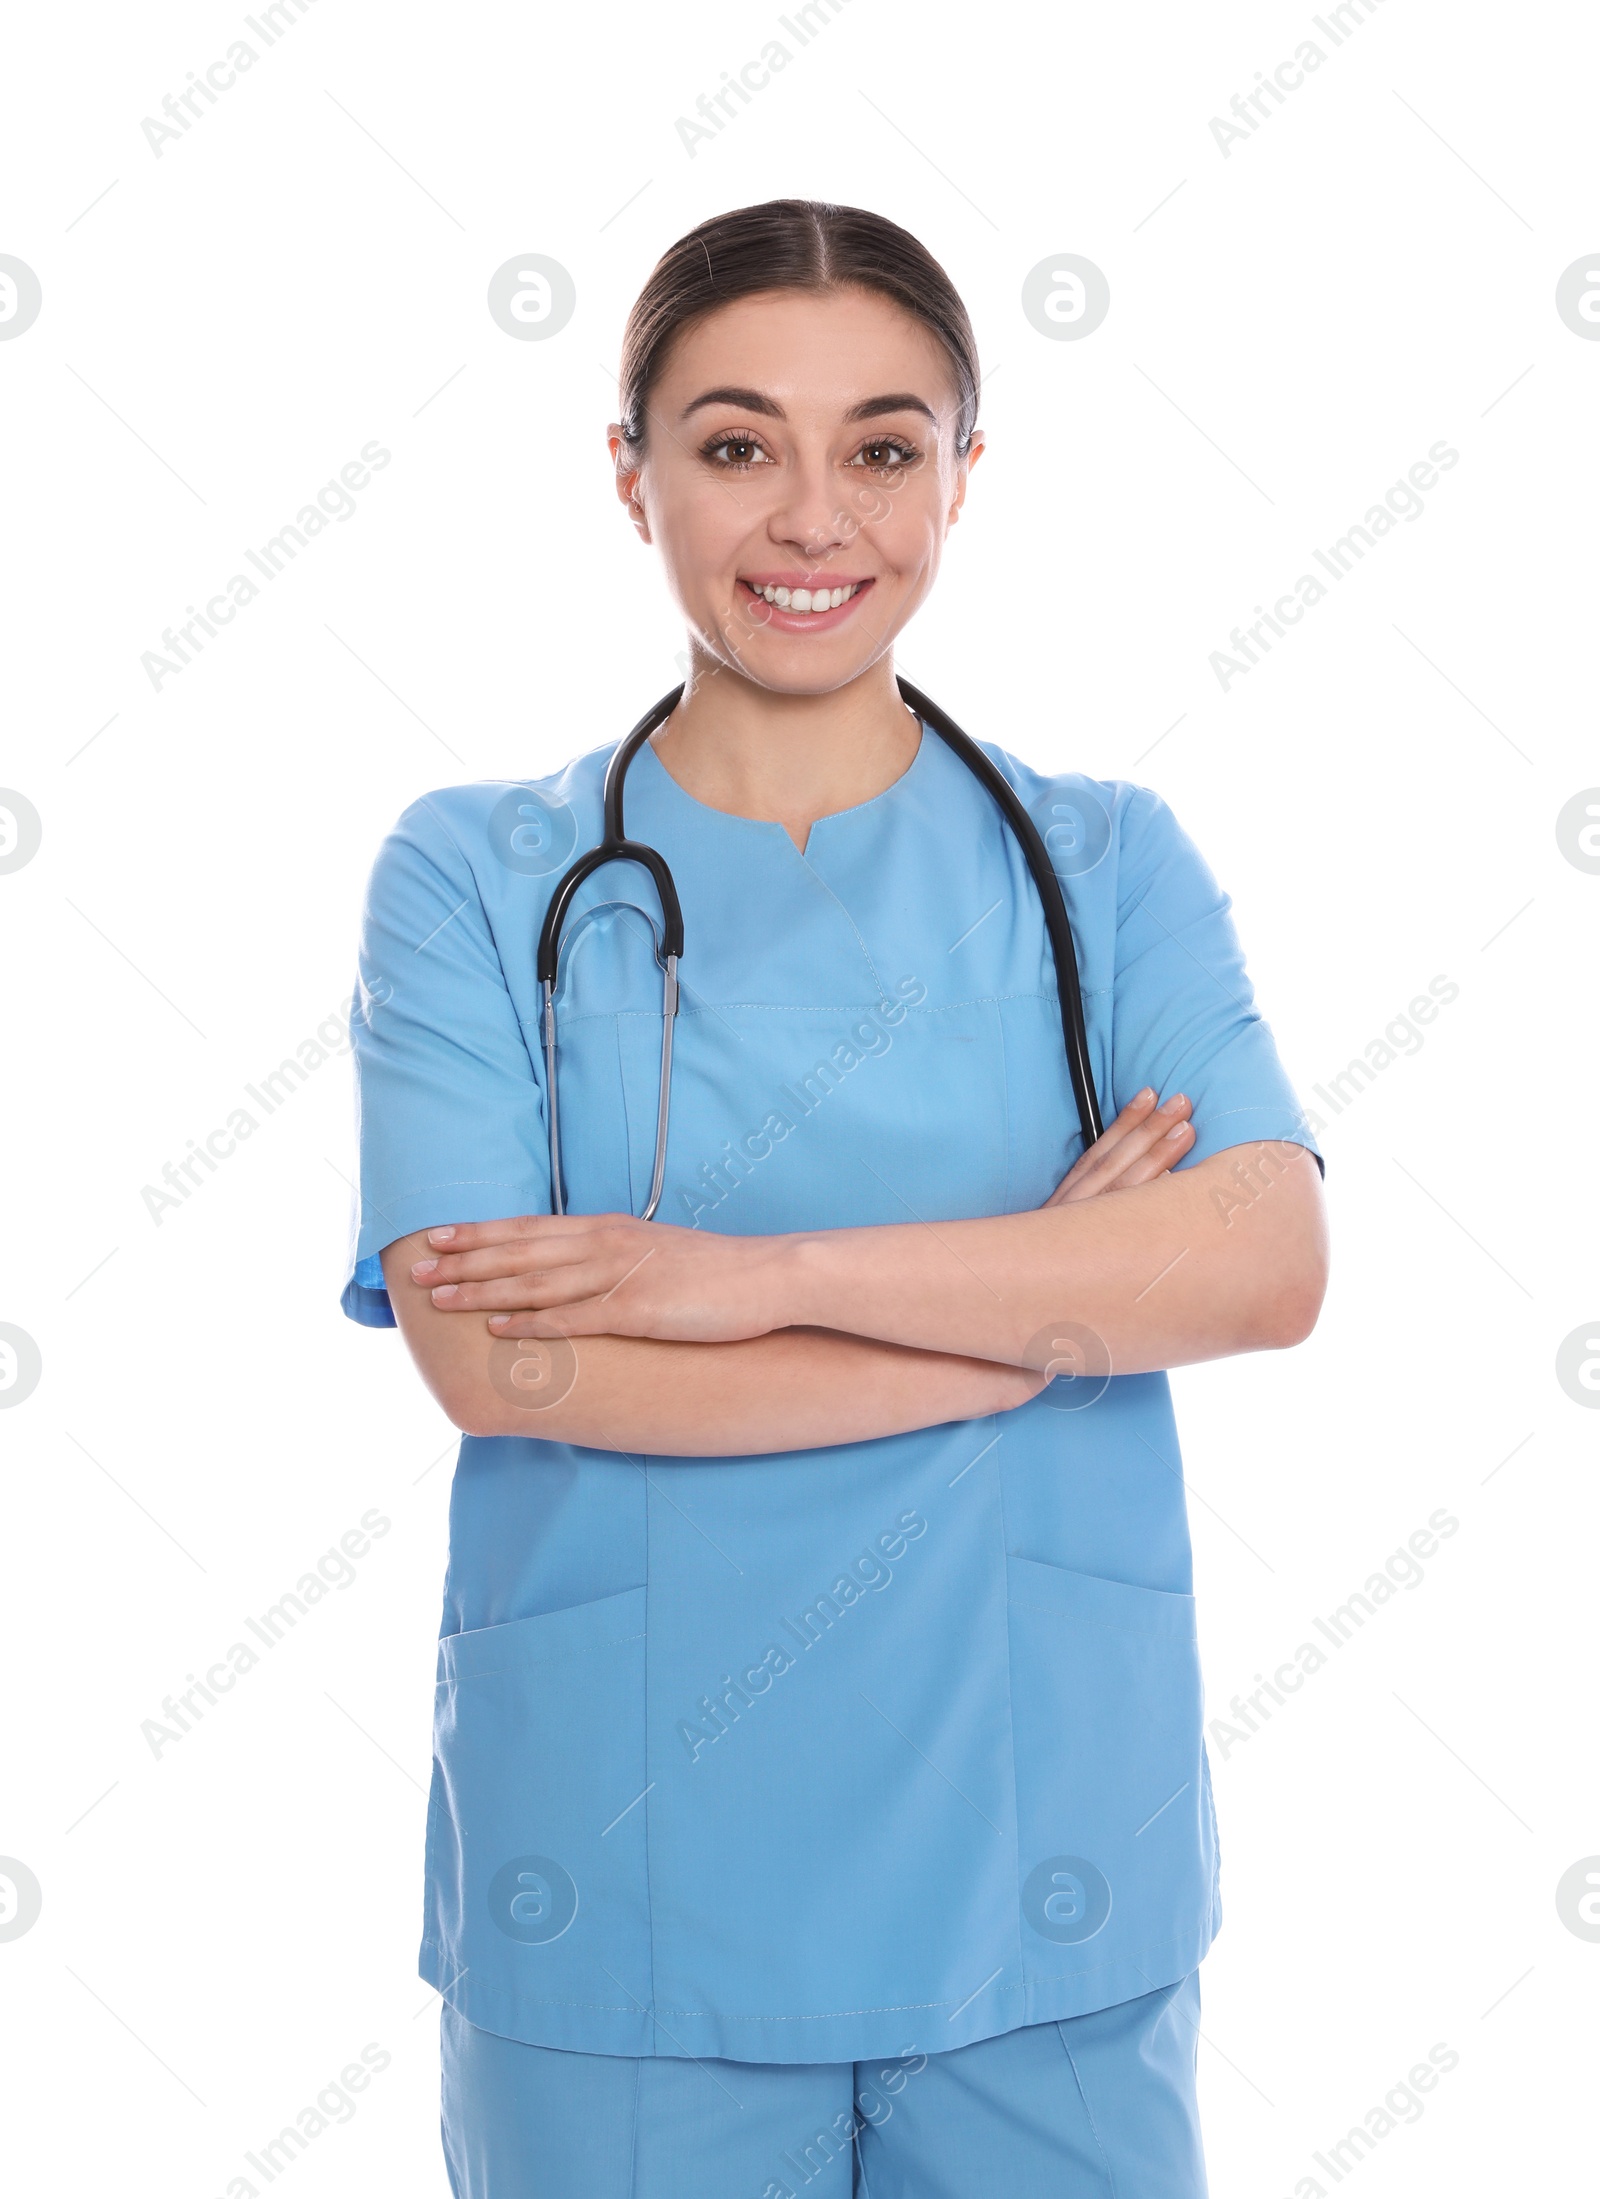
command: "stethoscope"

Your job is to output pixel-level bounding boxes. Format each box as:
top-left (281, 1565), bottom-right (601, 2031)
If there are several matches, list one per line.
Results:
top-left (537, 676), bottom-right (1105, 1220)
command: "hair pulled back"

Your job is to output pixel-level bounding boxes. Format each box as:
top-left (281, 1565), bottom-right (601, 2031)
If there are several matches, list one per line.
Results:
top-left (617, 199), bottom-right (980, 459)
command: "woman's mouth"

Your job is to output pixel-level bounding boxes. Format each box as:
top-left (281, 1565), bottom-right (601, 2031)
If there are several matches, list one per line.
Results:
top-left (736, 575), bottom-right (875, 632)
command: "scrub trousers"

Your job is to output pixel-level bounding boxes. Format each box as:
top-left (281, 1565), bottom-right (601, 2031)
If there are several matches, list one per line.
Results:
top-left (439, 1971), bottom-right (1207, 2198)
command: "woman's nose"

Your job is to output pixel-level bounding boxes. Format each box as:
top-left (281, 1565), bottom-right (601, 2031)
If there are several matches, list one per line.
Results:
top-left (765, 461), bottom-right (856, 560)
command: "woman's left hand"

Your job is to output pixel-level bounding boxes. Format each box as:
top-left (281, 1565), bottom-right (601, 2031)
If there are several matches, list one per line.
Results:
top-left (1042, 1087), bottom-right (1193, 1205)
top-left (409, 1214), bottom-right (789, 1342)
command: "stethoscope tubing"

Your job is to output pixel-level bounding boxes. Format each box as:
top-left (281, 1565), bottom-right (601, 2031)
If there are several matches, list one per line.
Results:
top-left (537, 678), bottom-right (1104, 1220)
top-left (894, 677), bottom-right (1104, 1152)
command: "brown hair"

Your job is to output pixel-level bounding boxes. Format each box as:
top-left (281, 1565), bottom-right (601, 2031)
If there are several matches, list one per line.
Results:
top-left (618, 198), bottom-right (980, 459)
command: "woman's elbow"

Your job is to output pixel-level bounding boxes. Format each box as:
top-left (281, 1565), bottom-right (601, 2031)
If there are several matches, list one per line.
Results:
top-left (1248, 1151), bottom-right (1330, 1350)
top-left (451, 1398), bottom-right (512, 1440)
top-left (1257, 1238), bottom-right (1330, 1350)
top-left (441, 1373), bottom-right (594, 1445)
top-left (427, 1363), bottom-right (521, 1441)
top-left (1262, 1284), bottom-right (1323, 1350)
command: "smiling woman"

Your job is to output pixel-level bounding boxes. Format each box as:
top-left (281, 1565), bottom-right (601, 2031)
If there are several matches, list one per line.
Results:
top-left (341, 198), bottom-right (1328, 2199)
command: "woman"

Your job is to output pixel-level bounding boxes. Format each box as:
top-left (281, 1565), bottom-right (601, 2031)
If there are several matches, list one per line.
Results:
top-left (343, 200), bottom-right (1328, 2199)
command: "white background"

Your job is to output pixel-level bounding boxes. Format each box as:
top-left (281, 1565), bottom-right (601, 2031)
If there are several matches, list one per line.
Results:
top-left (2, 0), bottom-right (1596, 2192)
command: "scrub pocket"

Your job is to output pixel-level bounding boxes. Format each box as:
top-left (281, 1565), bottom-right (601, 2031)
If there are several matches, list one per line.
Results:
top-left (1006, 1554), bottom-right (1217, 1999)
top-left (422, 1585), bottom-right (654, 2049)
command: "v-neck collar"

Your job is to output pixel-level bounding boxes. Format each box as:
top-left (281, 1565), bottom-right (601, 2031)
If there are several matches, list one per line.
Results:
top-left (628, 718), bottom-right (931, 861)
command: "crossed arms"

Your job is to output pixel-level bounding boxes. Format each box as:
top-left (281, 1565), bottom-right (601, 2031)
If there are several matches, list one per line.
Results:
top-left (379, 1087), bottom-right (1328, 1455)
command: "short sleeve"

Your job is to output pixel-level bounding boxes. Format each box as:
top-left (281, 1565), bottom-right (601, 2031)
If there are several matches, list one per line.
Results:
top-left (340, 796), bottom-right (551, 1328)
top-left (1111, 787), bottom-right (1324, 1179)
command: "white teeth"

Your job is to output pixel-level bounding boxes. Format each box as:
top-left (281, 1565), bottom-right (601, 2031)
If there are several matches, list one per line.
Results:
top-left (754, 581), bottom-right (859, 613)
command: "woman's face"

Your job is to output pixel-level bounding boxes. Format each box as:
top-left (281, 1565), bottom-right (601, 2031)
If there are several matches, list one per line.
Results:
top-left (612, 284), bottom-right (982, 695)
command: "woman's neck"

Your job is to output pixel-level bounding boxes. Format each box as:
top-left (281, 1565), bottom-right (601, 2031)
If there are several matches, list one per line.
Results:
top-left (647, 657), bottom-right (922, 855)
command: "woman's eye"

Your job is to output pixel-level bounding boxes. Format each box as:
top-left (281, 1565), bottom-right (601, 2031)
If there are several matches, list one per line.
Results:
top-left (705, 437), bottom-right (770, 468)
top-left (850, 438), bottom-right (918, 470)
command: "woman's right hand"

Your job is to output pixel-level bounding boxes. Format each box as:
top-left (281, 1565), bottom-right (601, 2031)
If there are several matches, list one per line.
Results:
top-left (1042, 1088), bottom-right (1194, 1207)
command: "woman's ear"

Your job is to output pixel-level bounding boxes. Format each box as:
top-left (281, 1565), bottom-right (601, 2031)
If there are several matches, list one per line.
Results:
top-left (607, 424), bottom-right (651, 542)
top-left (946, 427), bottom-right (985, 525)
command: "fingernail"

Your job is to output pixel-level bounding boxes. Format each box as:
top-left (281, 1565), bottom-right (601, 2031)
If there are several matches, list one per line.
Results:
top-left (428, 1227), bottom-right (456, 1243)
top-left (1166, 1120), bottom-right (1191, 1140)
top-left (431, 1284), bottom-right (459, 1302)
top-left (411, 1258), bottom-right (438, 1278)
top-left (1160, 1092), bottom-right (1188, 1113)
top-left (488, 1313), bottom-right (509, 1328)
top-left (1135, 1087), bottom-right (1155, 1105)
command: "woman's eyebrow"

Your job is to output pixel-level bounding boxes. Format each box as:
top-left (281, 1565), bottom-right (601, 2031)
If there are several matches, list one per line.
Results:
top-left (844, 392), bottom-right (939, 426)
top-left (680, 385), bottom-right (783, 420)
top-left (679, 385), bottom-right (940, 425)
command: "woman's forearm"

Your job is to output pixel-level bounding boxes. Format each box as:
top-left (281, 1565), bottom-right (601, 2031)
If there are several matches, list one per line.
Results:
top-left (477, 1329), bottom-right (1042, 1452)
top-left (772, 1139), bottom-right (1329, 1374)
top-left (380, 1235), bottom-right (1041, 1452)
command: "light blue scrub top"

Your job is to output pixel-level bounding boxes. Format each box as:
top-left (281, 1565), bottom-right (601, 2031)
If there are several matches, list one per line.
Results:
top-left (341, 720), bottom-right (1321, 2064)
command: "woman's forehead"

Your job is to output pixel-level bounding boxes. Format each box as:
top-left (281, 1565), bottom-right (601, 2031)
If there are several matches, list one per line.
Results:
top-left (654, 288), bottom-right (957, 411)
